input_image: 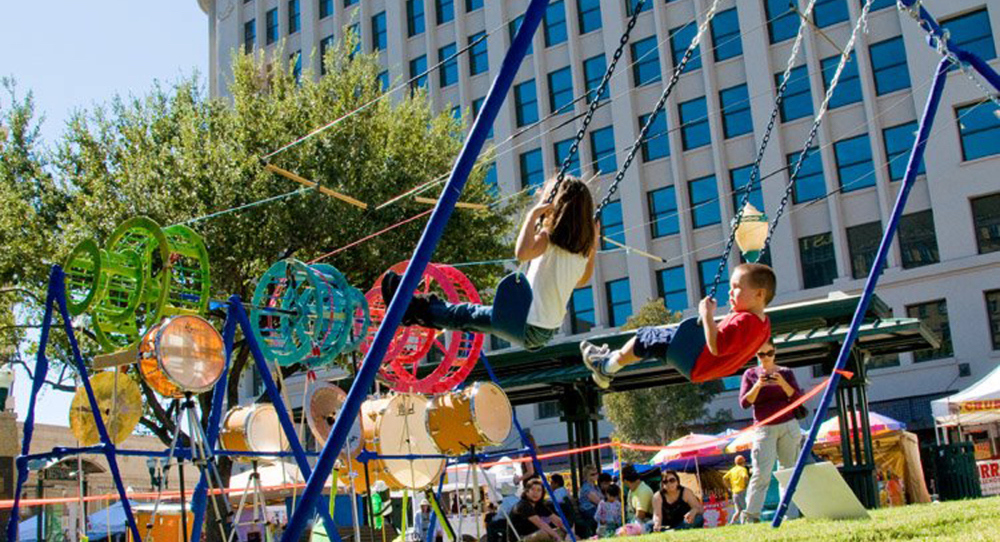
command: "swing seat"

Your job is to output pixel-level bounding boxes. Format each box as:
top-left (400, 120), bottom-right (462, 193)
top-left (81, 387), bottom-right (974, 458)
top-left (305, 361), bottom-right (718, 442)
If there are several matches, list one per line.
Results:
top-left (663, 317), bottom-right (706, 380)
top-left (491, 272), bottom-right (533, 348)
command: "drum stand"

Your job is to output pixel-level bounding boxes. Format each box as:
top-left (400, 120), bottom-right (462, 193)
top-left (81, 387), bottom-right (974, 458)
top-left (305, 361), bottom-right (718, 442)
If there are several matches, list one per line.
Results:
top-left (178, 392), bottom-right (234, 542)
top-left (229, 460), bottom-right (273, 542)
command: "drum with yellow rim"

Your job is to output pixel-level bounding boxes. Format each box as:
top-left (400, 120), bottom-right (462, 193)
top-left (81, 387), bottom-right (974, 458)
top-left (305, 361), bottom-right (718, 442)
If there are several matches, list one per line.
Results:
top-left (220, 404), bottom-right (290, 458)
top-left (425, 381), bottom-right (512, 455)
top-left (138, 315), bottom-right (225, 398)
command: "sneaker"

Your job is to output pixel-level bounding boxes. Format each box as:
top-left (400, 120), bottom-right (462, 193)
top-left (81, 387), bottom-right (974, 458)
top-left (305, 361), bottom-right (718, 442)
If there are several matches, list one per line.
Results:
top-left (580, 341), bottom-right (613, 389)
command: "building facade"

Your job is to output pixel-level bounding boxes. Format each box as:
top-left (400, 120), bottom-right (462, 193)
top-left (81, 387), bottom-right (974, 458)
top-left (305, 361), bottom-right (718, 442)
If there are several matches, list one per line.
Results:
top-left (196, 0), bottom-right (1000, 455)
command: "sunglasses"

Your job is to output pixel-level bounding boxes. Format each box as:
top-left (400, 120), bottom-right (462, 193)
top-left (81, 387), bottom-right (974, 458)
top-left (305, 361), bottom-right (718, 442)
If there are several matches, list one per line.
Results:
top-left (662, 478), bottom-right (678, 484)
top-left (757, 350), bottom-right (776, 358)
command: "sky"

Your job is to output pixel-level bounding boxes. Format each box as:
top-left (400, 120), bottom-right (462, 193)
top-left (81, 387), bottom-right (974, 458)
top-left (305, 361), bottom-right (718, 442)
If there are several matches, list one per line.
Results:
top-left (2, 1), bottom-right (209, 426)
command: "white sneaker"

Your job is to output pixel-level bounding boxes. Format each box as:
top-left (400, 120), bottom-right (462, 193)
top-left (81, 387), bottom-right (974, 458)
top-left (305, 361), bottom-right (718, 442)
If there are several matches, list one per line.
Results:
top-left (580, 341), bottom-right (613, 389)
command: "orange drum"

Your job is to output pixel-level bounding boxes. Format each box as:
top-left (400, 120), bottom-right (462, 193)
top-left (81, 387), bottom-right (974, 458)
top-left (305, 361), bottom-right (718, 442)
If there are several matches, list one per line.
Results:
top-left (344, 394), bottom-right (443, 494)
top-left (220, 404), bottom-right (290, 458)
top-left (426, 382), bottom-right (512, 455)
top-left (138, 315), bottom-right (225, 398)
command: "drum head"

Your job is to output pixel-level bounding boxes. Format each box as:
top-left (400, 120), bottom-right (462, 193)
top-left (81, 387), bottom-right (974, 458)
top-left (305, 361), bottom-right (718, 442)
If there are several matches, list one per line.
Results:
top-left (246, 404), bottom-right (290, 453)
top-left (155, 315), bottom-right (225, 393)
top-left (376, 394), bottom-right (443, 489)
top-left (471, 382), bottom-right (512, 444)
top-left (305, 383), bottom-right (362, 454)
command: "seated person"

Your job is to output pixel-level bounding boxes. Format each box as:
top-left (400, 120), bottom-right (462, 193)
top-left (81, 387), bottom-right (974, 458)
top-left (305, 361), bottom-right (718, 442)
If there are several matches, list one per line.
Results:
top-left (621, 465), bottom-right (653, 524)
top-left (509, 477), bottom-right (567, 542)
top-left (651, 470), bottom-right (704, 531)
top-left (594, 484), bottom-right (623, 537)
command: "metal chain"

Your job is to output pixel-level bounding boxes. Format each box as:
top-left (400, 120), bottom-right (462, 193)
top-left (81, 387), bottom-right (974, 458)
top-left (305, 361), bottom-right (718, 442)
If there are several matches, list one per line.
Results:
top-left (759, 0), bottom-right (875, 262)
top-left (543, 0), bottom-right (648, 205)
top-left (594, 0), bottom-right (724, 219)
top-left (705, 0), bottom-right (818, 298)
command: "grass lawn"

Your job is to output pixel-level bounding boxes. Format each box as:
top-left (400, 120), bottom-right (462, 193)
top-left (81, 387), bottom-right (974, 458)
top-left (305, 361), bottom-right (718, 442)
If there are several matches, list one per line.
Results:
top-left (633, 496), bottom-right (1000, 541)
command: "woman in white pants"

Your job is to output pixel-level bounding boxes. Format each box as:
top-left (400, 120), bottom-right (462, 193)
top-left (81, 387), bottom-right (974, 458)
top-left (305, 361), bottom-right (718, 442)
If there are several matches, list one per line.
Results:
top-left (738, 338), bottom-right (803, 523)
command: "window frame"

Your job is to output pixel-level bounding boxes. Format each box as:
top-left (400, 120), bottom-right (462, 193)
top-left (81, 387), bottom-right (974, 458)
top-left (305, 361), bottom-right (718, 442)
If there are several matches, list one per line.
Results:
top-left (688, 175), bottom-right (721, 229)
top-left (719, 83), bottom-right (753, 139)
top-left (544, 0), bottom-right (568, 47)
top-left (833, 133), bottom-right (876, 193)
top-left (515, 80), bottom-right (539, 127)
top-left (710, 7), bottom-right (742, 62)
top-left (631, 36), bottom-right (662, 87)
top-left (678, 96), bottom-right (711, 151)
top-left (869, 36), bottom-right (911, 96)
top-left (547, 66), bottom-right (574, 114)
top-left (605, 277), bottom-right (632, 328)
top-left (639, 111), bottom-right (669, 162)
top-left (648, 186), bottom-right (679, 238)
top-left (798, 232), bottom-right (838, 289)
top-left (656, 266), bottom-right (688, 313)
top-left (438, 43), bottom-right (458, 87)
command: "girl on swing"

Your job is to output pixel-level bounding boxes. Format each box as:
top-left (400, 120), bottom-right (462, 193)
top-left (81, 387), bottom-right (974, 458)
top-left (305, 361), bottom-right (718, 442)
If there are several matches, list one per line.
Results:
top-left (381, 175), bottom-right (598, 351)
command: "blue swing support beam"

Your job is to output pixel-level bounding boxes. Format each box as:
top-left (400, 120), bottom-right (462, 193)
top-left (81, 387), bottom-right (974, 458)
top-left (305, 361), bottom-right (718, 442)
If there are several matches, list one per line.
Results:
top-left (772, 1), bottom-right (1000, 527)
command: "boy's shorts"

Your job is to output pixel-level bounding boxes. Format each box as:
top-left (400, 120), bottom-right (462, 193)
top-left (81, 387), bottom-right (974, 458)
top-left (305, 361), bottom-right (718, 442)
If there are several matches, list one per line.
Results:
top-left (633, 324), bottom-right (701, 380)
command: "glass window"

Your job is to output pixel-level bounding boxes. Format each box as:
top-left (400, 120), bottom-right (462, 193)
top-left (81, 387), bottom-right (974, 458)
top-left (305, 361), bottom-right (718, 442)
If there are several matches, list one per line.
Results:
top-left (788, 147), bottom-right (825, 203)
top-left (554, 138), bottom-right (582, 178)
top-left (438, 43), bottom-right (458, 87)
top-left (822, 51), bottom-right (862, 109)
top-left (689, 175), bottom-right (721, 228)
top-left (590, 126), bottom-right (617, 175)
top-left (409, 55), bottom-right (428, 90)
top-left (711, 8), bottom-right (742, 62)
top-left (605, 278), bottom-right (632, 328)
top-left (626, 0), bottom-right (651, 16)
top-left (288, 0), bottom-right (301, 34)
top-left (601, 200), bottom-right (625, 249)
top-left (698, 258), bottom-right (729, 303)
top-left (869, 37), bottom-right (910, 95)
top-left (244, 20), bottom-right (256, 53)
top-left (639, 111), bottom-right (669, 162)
top-left (344, 0), bottom-right (358, 6)
top-left (648, 186), bottom-right (679, 238)
top-left (906, 300), bottom-right (953, 362)
top-left (569, 287), bottom-right (596, 334)
top-left (986, 290), bottom-right (1000, 350)
top-left (578, 0), bottom-right (602, 34)
top-left (548, 66), bottom-right (574, 114)
top-left (469, 32), bottom-right (489, 76)
top-left (377, 70), bottom-right (389, 92)
top-left (348, 23), bottom-right (361, 58)
top-left (631, 36), bottom-right (661, 86)
top-left (679, 97), bottom-right (710, 150)
top-left (583, 54), bottom-right (608, 103)
top-left (372, 11), bottom-right (387, 51)
top-left (834, 134), bottom-right (876, 192)
top-left (483, 161), bottom-right (499, 197)
top-left (898, 210), bottom-right (939, 269)
top-left (730, 164), bottom-right (765, 213)
top-left (670, 23), bottom-right (702, 73)
top-left (514, 80), bottom-right (539, 127)
top-left (537, 400), bottom-right (560, 419)
top-left (814, 0), bottom-right (849, 28)
top-left (799, 232), bottom-right (837, 288)
top-left (720, 84), bottom-right (752, 139)
top-left (765, 0), bottom-right (799, 44)
top-left (882, 121), bottom-right (924, 181)
top-left (972, 193), bottom-right (1000, 254)
top-left (466, 0), bottom-right (483, 12)
top-left (846, 221), bottom-right (882, 279)
top-left (778, 65), bottom-right (813, 122)
top-left (941, 9), bottom-right (996, 66)
top-left (320, 35), bottom-right (335, 75)
top-left (957, 101), bottom-right (1000, 161)
top-left (319, 0), bottom-right (334, 19)
top-left (266, 9), bottom-right (278, 45)
top-left (868, 0), bottom-right (897, 11)
top-left (656, 266), bottom-right (688, 312)
top-left (519, 149), bottom-right (544, 191)
top-left (407, 0), bottom-right (425, 37)
top-left (509, 16), bottom-right (534, 55)
top-left (436, 0), bottom-right (454, 24)
top-left (471, 97), bottom-right (493, 139)
top-left (291, 51), bottom-right (302, 83)
top-left (544, 0), bottom-right (568, 47)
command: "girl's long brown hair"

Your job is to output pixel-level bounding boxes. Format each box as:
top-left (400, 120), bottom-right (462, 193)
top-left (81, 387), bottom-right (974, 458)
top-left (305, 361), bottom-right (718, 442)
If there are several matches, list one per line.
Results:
top-left (541, 176), bottom-right (596, 255)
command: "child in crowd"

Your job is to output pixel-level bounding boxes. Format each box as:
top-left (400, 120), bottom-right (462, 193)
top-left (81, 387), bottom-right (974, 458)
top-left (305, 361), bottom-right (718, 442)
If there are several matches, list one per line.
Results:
top-left (581, 263), bottom-right (775, 388)
top-left (594, 484), bottom-right (623, 537)
top-left (382, 176), bottom-right (598, 351)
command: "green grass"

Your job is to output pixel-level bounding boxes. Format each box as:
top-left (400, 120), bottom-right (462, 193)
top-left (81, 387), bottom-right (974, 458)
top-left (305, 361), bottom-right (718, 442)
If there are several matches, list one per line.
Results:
top-left (633, 496), bottom-right (1000, 541)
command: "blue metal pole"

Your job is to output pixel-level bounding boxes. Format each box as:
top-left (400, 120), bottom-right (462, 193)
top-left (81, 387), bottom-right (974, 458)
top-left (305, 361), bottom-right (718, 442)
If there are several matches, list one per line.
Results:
top-left (279, 0), bottom-right (551, 539)
top-left (230, 298), bottom-right (341, 541)
top-left (190, 307), bottom-right (237, 542)
top-left (772, 57), bottom-right (951, 527)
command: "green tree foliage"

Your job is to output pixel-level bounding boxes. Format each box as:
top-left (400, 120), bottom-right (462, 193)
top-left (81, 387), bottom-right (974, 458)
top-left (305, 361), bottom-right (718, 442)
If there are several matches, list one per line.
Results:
top-left (602, 300), bottom-right (730, 462)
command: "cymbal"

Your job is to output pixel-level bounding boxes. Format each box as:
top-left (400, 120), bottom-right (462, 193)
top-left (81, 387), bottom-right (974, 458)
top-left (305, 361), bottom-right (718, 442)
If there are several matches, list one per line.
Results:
top-left (69, 371), bottom-right (143, 446)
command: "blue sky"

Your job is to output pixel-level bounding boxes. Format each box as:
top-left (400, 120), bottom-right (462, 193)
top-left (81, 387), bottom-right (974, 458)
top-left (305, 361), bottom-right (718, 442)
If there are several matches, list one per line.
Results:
top-left (2, 1), bottom-right (208, 426)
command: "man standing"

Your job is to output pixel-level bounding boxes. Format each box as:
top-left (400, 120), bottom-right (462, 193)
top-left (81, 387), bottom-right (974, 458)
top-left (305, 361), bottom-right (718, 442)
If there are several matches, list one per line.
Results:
top-left (722, 456), bottom-right (750, 524)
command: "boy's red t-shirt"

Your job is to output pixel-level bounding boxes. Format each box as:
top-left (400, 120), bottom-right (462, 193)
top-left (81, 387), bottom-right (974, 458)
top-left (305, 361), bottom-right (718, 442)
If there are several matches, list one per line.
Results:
top-left (690, 311), bottom-right (771, 383)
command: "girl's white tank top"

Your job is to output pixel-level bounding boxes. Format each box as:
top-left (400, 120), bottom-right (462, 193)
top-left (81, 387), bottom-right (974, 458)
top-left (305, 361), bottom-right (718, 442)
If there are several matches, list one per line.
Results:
top-left (525, 243), bottom-right (588, 329)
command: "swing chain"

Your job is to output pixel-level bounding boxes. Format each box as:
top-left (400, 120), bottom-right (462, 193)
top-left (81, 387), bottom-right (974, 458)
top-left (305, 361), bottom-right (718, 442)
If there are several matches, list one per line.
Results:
top-left (543, 0), bottom-right (648, 206)
top-left (595, 0), bottom-right (723, 219)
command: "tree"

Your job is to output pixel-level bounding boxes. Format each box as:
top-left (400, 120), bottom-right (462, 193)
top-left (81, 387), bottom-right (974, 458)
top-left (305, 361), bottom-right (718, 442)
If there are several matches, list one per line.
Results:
top-left (602, 300), bottom-right (730, 462)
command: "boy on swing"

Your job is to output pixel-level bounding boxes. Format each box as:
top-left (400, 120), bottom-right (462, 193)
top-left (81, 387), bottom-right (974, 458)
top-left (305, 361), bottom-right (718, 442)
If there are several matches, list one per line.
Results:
top-left (580, 263), bottom-right (776, 389)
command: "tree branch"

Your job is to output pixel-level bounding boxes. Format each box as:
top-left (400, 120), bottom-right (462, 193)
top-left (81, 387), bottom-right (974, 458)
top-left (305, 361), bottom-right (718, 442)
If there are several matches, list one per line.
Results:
top-left (0, 287), bottom-right (42, 304)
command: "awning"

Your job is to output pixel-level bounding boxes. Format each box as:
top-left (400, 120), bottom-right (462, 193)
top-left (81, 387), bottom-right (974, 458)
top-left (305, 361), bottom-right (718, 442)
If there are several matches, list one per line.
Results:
top-left (932, 362), bottom-right (1000, 427)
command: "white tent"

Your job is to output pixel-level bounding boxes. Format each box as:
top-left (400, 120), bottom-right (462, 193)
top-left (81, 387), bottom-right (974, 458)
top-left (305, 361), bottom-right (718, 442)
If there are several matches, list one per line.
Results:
top-left (932, 362), bottom-right (1000, 427)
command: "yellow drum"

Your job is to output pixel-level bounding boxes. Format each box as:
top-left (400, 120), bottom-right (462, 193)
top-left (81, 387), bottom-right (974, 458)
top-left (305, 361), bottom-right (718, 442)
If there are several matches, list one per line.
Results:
top-left (138, 315), bottom-right (225, 398)
top-left (220, 404), bottom-right (290, 457)
top-left (426, 382), bottom-right (512, 455)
